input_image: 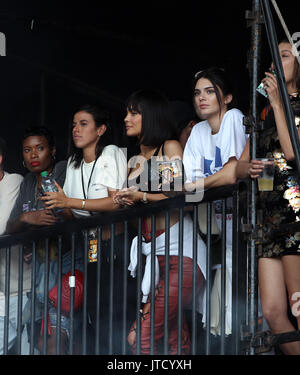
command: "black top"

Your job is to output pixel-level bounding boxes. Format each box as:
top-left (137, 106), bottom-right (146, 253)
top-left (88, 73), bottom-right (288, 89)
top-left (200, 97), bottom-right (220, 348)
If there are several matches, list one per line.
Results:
top-left (127, 144), bottom-right (165, 193)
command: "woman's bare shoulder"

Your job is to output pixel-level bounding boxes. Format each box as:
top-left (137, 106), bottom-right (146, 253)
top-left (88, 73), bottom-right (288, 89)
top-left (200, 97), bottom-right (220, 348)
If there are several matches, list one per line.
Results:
top-left (163, 139), bottom-right (183, 158)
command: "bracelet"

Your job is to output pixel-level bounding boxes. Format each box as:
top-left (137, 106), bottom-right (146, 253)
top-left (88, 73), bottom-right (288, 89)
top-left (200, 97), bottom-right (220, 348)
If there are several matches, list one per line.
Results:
top-left (141, 192), bottom-right (148, 204)
top-left (81, 199), bottom-right (86, 210)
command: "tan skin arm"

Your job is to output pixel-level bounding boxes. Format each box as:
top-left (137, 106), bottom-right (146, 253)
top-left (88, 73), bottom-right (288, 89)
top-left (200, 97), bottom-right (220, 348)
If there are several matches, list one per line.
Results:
top-left (185, 156), bottom-right (238, 194)
top-left (114, 140), bottom-right (183, 205)
top-left (6, 209), bottom-right (59, 234)
top-left (40, 181), bottom-right (121, 211)
top-left (263, 71), bottom-right (300, 161)
top-left (114, 190), bottom-right (168, 206)
top-left (236, 139), bottom-right (252, 179)
top-left (236, 65), bottom-right (300, 180)
top-left (236, 139), bottom-right (271, 179)
top-left (235, 67), bottom-right (300, 179)
top-left (203, 157), bottom-right (237, 188)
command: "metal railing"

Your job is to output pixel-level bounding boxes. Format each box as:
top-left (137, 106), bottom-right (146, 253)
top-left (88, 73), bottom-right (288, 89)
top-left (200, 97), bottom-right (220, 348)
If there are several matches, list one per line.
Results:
top-left (0, 182), bottom-right (249, 355)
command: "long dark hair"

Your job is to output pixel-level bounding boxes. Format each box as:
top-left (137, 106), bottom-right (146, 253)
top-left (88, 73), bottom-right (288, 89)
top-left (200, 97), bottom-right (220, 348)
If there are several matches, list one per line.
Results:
top-left (68, 104), bottom-right (112, 168)
top-left (193, 67), bottom-right (236, 115)
top-left (125, 89), bottom-right (177, 147)
top-left (280, 38), bottom-right (300, 92)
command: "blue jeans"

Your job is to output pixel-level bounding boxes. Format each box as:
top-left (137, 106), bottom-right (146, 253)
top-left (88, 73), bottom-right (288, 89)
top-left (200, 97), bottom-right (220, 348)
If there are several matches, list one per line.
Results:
top-left (22, 244), bottom-right (83, 338)
top-left (0, 294), bottom-right (29, 354)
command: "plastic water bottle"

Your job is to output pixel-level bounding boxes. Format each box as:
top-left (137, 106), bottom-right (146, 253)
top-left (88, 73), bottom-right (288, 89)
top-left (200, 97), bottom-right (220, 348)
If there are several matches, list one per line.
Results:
top-left (40, 171), bottom-right (62, 215)
top-left (41, 171), bottom-right (58, 192)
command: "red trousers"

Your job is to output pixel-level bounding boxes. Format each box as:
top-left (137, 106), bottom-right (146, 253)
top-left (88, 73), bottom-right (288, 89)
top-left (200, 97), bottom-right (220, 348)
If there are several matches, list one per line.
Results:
top-left (129, 255), bottom-right (204, 355)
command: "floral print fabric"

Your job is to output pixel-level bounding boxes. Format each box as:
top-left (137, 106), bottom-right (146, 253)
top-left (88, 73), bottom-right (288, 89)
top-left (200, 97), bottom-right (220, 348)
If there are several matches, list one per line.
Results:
top-left (257, 93), bottom-right (300, 257)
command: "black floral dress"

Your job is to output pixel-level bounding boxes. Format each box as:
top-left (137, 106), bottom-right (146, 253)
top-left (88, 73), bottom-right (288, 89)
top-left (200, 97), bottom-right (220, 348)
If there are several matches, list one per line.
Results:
top-left (257, 92), bottom-right (300, 258)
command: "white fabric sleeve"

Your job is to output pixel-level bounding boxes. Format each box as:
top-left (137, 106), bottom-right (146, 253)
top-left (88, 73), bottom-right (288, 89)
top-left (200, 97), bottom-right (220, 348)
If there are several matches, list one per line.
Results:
top-left (219, 109), bottom-right (248, 166)
top-left (0, 174), bottom-right (23, 235)
top-left (98, 145), bottom-right (127, 190)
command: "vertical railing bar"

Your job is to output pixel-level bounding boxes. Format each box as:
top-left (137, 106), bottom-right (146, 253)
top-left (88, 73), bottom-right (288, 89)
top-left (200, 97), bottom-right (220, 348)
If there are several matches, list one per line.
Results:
top-left (69, 233), bottom-right (75, 355)
top-left (177, 208), bottom-right (184, 355)
top-left (205, 202), bottom-right (212, 355)
top-left (56, 235), bottom-right (62, 355)
top-left (16, 244), bottom-right (24, 354)
top-left (95, 226), bottom-right (102, 355)
top-left (220, 199), bottom-right (227, 354)
top-left (246, 238), bottom-right (250, 334)
top-left (231, 190), bottom-right (240, 355)
top-left (249, 0), bottom-right (262, 354)
top-left (241, 181), bottom-right (255, 355)
top-left (30, 241), bottom-right (36, 355)
top-left (3, 247), bottom-right (11, 355)
top-left (239, 187), bottom-right (245, 356)
top-left (163, 210), bottom-right (170, 354)
top-left (82, 229), bottom-right (88, 355)
top-left (150, 214), bottom-right (156, 355)
top-left (191, 204), bottom-right (198, 355)
top-left (122, 221), bottom-right (129, 355)
top-left (42, 238), bottom-right (49, 355)
top-left (108, 223), bottom-right (115, 355)
top-left (136, 218), bottom-right (142, 355)
top-left (246, 182), bottom-right (251, 329)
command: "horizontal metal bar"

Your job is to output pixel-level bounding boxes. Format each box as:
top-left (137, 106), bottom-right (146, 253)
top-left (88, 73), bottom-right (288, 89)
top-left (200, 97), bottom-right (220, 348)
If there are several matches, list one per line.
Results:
top-left (0, 184), bottom-right (244, 249)
top-left (0, 180), bottom-right (248, 356)
top-left (249, 329), bottom-right (300, 354)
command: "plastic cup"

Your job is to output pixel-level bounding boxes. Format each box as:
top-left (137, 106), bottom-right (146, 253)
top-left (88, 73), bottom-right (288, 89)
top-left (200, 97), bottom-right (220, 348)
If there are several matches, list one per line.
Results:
top-left (256, 158), bottom-right (274, 191)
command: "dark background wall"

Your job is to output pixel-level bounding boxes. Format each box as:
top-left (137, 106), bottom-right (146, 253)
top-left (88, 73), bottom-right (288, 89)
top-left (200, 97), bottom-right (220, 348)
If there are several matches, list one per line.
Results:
top-left (0, 0), bottom-right (298, 174)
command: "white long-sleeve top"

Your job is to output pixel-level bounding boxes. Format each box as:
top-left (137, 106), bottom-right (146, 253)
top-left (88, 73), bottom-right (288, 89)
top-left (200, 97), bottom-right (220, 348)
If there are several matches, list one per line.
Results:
top-left (0, 172), bottom-right (23, 235)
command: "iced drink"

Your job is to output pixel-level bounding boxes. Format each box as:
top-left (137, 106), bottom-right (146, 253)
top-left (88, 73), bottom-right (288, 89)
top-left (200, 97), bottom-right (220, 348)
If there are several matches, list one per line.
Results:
top-left (257, 158), bottom-right (274, 191)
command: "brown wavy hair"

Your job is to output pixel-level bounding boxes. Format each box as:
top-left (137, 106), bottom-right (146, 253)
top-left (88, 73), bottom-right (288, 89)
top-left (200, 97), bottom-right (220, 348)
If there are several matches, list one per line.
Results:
top-left (280, 38), bottom-right (300, 92)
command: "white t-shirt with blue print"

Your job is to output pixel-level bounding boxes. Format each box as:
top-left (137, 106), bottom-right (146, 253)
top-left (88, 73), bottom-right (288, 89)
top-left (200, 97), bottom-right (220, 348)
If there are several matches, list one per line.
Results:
top-left (183, 108), bottom-right (248, 335)
top-left (183, 108), bottom-right (248, 250)
top-left (183, 108), bottom-right (247, 182)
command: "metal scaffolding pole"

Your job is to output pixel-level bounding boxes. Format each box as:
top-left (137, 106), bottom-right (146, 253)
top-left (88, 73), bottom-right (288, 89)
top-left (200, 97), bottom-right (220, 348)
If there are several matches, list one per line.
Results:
top-left (245, 0), bottom-right (263, 354)
top-left (261, 0), bottom-right (300, 176)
